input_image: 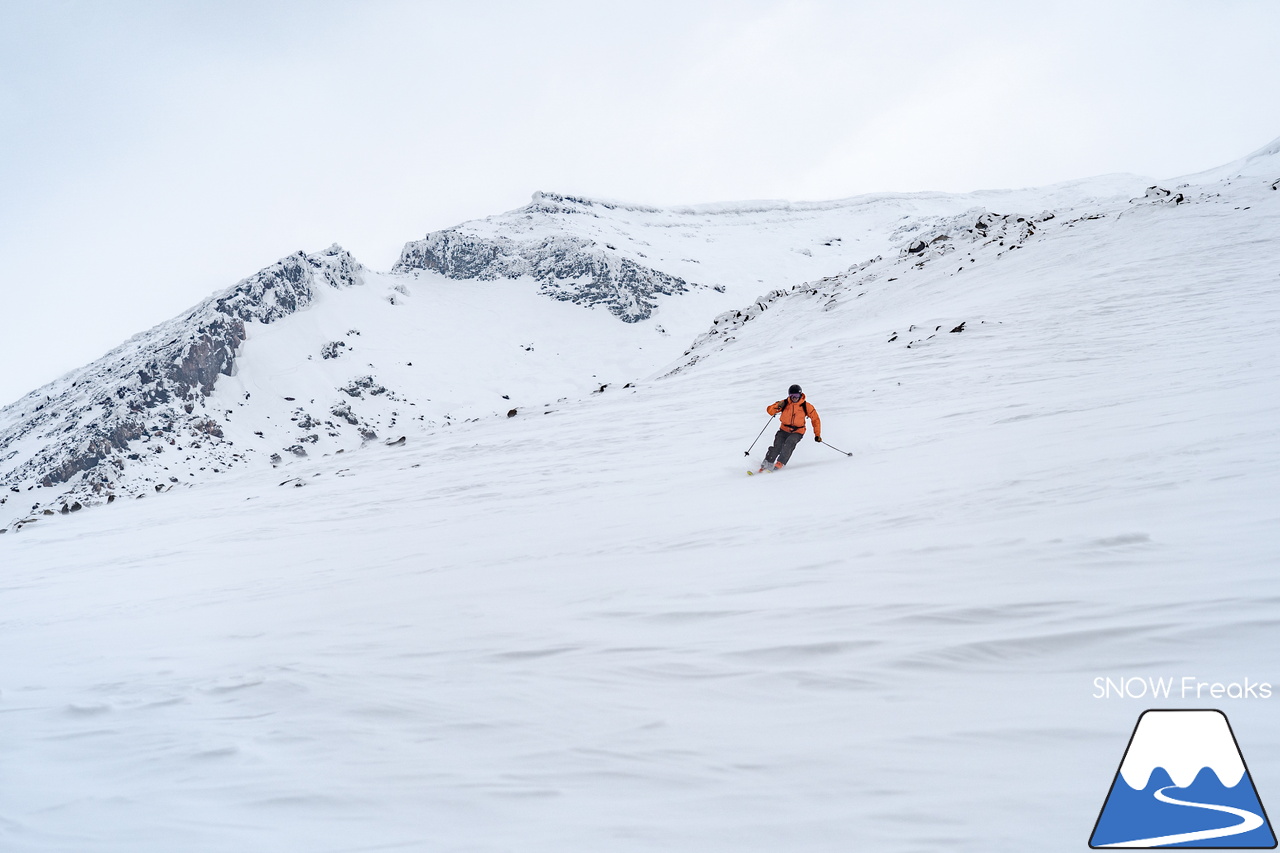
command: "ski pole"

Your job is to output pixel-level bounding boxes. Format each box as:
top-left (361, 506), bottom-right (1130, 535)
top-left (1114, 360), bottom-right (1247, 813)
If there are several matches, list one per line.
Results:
top-left (819, 439), bottom-right (853, 457)
top-left (744, 415), bottom-right (776, 456)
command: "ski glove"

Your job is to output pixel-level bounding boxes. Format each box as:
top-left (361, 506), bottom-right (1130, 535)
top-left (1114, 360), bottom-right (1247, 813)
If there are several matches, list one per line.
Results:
top-left (815, 435), bottom-right (822, 442)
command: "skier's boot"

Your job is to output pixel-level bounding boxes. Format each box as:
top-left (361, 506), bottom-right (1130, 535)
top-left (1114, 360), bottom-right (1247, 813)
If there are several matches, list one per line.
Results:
top-left (774, 461), bottom-right (784, 471)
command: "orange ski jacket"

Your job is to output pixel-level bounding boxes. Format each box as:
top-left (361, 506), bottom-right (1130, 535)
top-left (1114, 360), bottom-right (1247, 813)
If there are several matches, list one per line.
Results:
top-left (767, 394), bottom-right (820, 436)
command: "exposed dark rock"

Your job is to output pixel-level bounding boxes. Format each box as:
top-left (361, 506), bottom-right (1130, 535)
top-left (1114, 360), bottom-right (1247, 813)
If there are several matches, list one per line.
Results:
top-left (507, 408), bottom-right (518, 418)
top-left (950, 322), bottom-right (966, 333)
top-left (1133, 186), bottom-right (1185, 205)
top-left (36, 419), bottom-right (147, 487)
top-left (330, 403), bottom-right (359, 425)
top-left (192, 419), bottom-right (224, 438)
top-left (321, 341), bottom-right (347, 359)
top-left (340, 376), bottom-right (387, 398)
top-left (1, 245), bottom-right (365, 518)
top-left (215, 246), bottom-right (363, 324)
top-left (393, 202), bottom-right (697, 322)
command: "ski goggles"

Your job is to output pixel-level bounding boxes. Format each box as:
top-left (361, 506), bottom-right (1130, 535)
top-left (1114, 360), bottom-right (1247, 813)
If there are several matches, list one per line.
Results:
top-left (788, 393), bottom-right (801, 401)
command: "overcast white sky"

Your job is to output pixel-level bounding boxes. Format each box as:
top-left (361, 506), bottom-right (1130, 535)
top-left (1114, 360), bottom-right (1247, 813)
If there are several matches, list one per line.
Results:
top-left (2, 0), bottom-right (1278, 405)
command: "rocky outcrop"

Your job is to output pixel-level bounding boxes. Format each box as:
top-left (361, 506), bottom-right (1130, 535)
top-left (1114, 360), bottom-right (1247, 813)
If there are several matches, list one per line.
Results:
top-left (216, 245), bottom-right (365, 323)
top-left (393, 195), bottom-right (698, 322)
top-left (890, 208), bottom-right (1050, 264)
top-left (0, 244), bottom-right (364, 506)
top-left (1130, 186), bottom-right (1185, 205)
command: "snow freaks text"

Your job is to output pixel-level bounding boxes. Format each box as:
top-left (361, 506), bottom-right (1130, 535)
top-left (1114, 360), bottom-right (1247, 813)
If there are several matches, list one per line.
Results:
top-left (1093, 676), bottom-right (1273, 700)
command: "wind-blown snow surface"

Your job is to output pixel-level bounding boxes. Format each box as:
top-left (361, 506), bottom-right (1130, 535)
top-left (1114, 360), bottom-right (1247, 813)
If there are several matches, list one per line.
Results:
top-left (3, 150), bottom-right (1280, 851)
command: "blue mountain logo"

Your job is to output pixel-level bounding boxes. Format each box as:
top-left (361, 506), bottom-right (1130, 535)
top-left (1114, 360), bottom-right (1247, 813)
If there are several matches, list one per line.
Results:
top-left (1091, 709), bottom-right (1276, 848)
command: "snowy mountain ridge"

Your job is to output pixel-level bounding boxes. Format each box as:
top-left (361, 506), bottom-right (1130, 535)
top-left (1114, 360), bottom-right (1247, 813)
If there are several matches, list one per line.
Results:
top-left (674, 144), bottom-right (1280, 375)
top-left (0, 152), bottom-right (1254, 532)
top-left (0, 245), bottom-right (369, 517)
top-left (392, 178), bottom-right (1150, 327)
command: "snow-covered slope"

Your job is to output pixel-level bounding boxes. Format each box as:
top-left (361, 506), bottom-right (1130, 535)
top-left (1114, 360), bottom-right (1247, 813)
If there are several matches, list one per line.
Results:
top-left (392, 180), bottom-right (1148, 329)
top-left (0, 175), bottom-right (1149, 528)
top-left (2, 140), bottom-right (1279, 852)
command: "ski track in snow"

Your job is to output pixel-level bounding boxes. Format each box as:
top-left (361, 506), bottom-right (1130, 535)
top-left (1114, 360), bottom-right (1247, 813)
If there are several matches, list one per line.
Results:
top-left (2, 152), bottom-right (1280, 851)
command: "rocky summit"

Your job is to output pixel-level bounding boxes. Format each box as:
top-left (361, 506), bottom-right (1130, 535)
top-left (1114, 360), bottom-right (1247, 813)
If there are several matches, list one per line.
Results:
top-left (0, 246), bottom-right (364, 521)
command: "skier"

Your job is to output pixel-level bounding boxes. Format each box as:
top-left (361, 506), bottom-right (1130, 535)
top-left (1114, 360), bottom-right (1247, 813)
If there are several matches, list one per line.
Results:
top-left (758, 384), bottom-right (821, 472)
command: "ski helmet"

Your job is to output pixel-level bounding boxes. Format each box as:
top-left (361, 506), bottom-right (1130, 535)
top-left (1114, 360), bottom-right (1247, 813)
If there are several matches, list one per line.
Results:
top-left (788, 384), bottom-right (802, 395)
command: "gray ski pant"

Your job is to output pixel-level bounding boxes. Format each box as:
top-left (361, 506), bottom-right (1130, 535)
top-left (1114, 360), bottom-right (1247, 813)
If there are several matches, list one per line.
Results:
top-left (763, 429), bottom-right (804, 466)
